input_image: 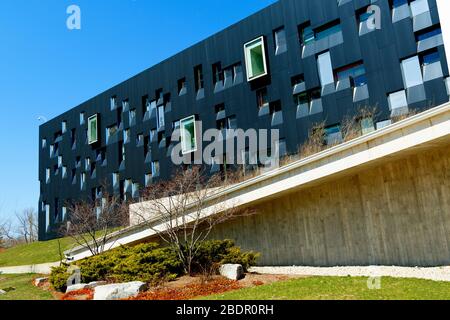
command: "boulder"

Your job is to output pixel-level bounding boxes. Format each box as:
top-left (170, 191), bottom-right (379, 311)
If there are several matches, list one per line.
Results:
top-left (87, 281), bottom-right (107, 289)
top-left (219, 264), bottom-right (244, 280)
top-left (93, 282), bottom-right (147, 300)
top-left (34, 277), bottom-right (49, 287)
top-left (0, 289), bottom-right (6, 295)
top-left (66, 283), bottom-right (89, 293)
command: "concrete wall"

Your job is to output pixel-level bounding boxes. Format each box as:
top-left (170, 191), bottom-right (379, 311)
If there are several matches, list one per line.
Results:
top-left (210, 143), bottom-right (450, 267)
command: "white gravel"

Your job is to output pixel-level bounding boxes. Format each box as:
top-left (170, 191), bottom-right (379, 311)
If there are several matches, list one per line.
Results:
top-left (249, 266), bottom-right (450, 282)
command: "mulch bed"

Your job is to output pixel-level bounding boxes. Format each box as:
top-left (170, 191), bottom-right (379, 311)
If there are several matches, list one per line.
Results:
top-left (61, 289), bottom-right (94, 301)
top-left (129, 278), bottom-right (242, 300)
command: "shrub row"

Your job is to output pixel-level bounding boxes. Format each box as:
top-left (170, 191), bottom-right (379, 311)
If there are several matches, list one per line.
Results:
top-left (50, 240), bottom-right (259, 292)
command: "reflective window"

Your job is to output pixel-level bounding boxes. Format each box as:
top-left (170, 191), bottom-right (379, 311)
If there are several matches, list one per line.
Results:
top-left (401, 56), bottom-right (423, 88)
top-left (317, 51), bottom-right (334, 86)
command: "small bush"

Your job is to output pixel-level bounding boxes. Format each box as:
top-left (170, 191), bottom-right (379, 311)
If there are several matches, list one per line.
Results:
top-left (191, 240), bottom-right (260, 274)
top-left (49, 264), bottom-right (70, 292)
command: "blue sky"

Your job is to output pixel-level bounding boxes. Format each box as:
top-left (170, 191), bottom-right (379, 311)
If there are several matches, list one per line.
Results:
top-left (0, 0), bottom-right (277, 222)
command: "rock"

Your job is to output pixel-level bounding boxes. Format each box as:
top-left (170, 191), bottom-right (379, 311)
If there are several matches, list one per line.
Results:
top-left (34, 277), bottom-right (49, 287)
top-left (87, 281), bottom-right (107, 289)
top-left (219, 264), bottom-right (244, 280)
top-left (0, 289), bottom-right (6, 295)
top-left (93, 282), bottom-right (147, 300)
top-left (66, 283), bottom-right (90, 293)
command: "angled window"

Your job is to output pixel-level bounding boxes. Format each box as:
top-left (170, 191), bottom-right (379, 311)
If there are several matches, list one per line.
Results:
top-left (178, 78), bottom-right (187, 96)
top-left (152, 161), bottom-right (160, 177)
top-left (110, 96), bottom-right (117, 110)
top-left (256, 87), bottom-right (269, 109)
top-left (299, 22), bottom-right (314, 46)
top-left (325, 125), bottom-right (343, 146)
top-left (88, 114), bottom-right (99, 145)
top-left (180, 115), bottom-right (197, 154)
top-left (194, 65), bottom-right (204, 92)
top-left (244, 36), bottom-right (268, 81)
top-left (334, 61), bottom-right (367, 87)
top-left (317, 51), bottom-right (334, 87)
top-left (401, 55), bottom-right (423, 88)
top-left (212, 62), bottom-right (224, 85)
top-left (274, 27), bottom-right (287, 55)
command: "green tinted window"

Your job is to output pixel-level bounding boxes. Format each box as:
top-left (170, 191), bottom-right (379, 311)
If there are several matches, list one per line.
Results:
top-left (181, 116), bottom-right (197, 154)
top-left (88, 114), bottom-right (98, 144)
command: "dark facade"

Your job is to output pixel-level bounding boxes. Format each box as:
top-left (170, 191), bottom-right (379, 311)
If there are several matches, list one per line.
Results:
top-left (39, 0), bottom-right (450, 240)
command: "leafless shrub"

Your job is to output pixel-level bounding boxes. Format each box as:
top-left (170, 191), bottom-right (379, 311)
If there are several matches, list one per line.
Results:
top-left (61, 185), bottom-right (129, 257)
top-left (135, 166), bottom-right (256, 276)
top-left (299, 121), bottom-right (326, 159)
top-left (341, 106), bottom-right (378, 142)
top-left (391, 108), bottom-right (418, 124)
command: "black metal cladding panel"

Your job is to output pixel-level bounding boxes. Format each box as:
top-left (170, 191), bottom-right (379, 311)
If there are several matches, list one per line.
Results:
top-left (38, 0), bottom-right (450, 240)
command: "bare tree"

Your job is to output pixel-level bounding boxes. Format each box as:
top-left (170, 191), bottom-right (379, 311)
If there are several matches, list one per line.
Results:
top-left (134, 166), bottom-right (255, 276)
top-left (0, 218), bottom-right (14, 248)
top-left (61, 187), bottom-right (129, 257)
top-left (15, 208), bottom-right (38, 244)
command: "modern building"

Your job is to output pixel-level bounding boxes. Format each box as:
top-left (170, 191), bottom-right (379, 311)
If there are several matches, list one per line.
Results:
top-left (39, 0), bottom-right (450, 240)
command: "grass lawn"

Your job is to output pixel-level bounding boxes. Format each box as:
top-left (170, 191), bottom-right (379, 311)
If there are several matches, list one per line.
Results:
top-left (0, 237), bottom-right (76, 267)
top-left (203, 276), bottom-right (450, 300)
top-left (0, 274), bottom-right (55, 300)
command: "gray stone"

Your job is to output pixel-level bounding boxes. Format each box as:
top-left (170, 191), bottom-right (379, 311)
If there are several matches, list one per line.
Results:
top-left (34, 277), bottom-right (49, 287)
top-left (219, 264), bottom-right (244, 281)
top-left (0, 289), bottom-right (6, 295)
top-left (66, 283), bottom-right (89, 293)
top-left (87, 281), bottom-right (107, 288)
top-left (93, 282), bottom-right (147, 300)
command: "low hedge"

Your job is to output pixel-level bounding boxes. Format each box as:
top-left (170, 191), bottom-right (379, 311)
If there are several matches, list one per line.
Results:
top-left (50, 240), bottom-right (259, 292)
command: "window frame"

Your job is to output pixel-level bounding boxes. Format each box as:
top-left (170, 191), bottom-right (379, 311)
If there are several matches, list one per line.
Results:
top-left (180, 115), bottom-right (197, 155)
top-left (244, 36), bottom-right (269, 81)
top-left (87, 114), bottom-right (99, 145)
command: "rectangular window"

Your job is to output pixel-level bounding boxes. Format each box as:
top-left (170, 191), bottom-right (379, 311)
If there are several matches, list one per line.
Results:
top-left (88, 114), bottom-right (99, 145)
top-left (110, 96), bottom-right (117, 110)
top-left (420, 48), bottom-right (440, 66)
top-left (244, 36), bottom-right (268, 81)
top-left (152, 161), bottom-right (160, 177)
top-left (62, 121), bottom-right (67, 134)
top-left (157, 105), bottom-right (165, 129)
top-left (334, 61), bottom-right (367, 87)
top-left (256, 88), bottom-right (269, 108)
top-left (129, 109), bottom-right (136, 124)
top-left (80, 112), bottom-right (85, 125)
top-left (325, 125), bottom-right (343, 145)
top-left (274, 27), bottom-right (287, 55)
top-left (212, 62), bottom-right (224, 85)
top-left (416, 26), bottom-right (442, 42)
top-left (299, 22), bottom-right (314, 46)
top-left (180, 115), bottom-right (197, 154)
top-left (194, 65), bottom-right (204, 92)
top-left (315, 20), bottom-right (342, 41)
top-left (317, 51), bottom-right (334, 86)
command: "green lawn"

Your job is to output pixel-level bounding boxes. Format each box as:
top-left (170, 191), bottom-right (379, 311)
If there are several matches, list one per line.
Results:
top-left (0, 274), bottom-right (55, 300)
top-left (203, 276), bottom-right (450, 300)
top-left (0, 237), bottom-right (76, 267)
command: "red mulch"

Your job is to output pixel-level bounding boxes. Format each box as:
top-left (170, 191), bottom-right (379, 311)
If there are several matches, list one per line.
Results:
top-left (129, 279), bottom-right (242, 300)
top-left (61, 289), bottom-right (94, 301)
